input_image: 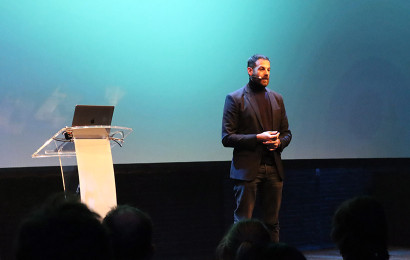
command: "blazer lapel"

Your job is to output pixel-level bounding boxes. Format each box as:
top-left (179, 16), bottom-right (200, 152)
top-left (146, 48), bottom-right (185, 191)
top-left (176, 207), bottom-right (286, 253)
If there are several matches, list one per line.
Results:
top-left (267, 89), bottom-right (280, 130)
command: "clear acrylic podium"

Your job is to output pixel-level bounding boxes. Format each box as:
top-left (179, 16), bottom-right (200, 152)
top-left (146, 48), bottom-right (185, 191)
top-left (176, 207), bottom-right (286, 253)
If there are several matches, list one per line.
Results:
top-left (32, 125), bottom-right (132, 218)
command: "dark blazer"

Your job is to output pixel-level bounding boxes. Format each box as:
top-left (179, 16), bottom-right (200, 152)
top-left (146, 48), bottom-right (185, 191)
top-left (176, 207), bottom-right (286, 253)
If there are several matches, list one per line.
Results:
top-left (222, 83), bottom-right (292, 181)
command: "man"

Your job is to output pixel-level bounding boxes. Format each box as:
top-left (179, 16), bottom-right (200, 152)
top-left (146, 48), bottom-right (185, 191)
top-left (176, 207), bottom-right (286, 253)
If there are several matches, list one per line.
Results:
top-left (103, 205), bottom-right (154, 260)
top-left (15, 194), bottom-right (111, 260)
top-left (222, 54), bottom-right (292, 242)
top-left (331, 196), bottom-right (389, 260)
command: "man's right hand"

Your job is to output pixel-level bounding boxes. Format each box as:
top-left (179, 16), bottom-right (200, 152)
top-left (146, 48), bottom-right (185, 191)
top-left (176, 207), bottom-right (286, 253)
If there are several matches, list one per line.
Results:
top-left (256, 131), bottom-right (279, 142)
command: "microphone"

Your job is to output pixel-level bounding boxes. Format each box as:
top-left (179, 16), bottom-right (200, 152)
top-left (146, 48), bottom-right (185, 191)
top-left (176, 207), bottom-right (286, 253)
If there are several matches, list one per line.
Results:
top-left (63, 130), bottom-right (73, 140)
top-left (251, 75), bottom-right (270, 81)
top-left (251, 75), bottom-right (262, 80)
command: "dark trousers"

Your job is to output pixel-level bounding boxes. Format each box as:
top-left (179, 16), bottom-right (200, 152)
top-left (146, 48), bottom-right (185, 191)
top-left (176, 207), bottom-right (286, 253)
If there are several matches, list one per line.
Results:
top-left (233, 164), bottom-right (283, 242)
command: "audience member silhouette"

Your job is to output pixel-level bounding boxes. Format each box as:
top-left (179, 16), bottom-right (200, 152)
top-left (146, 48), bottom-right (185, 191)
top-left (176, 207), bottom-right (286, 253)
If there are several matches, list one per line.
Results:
top-left (15, 193), bottom-right (111, 260)
top-left (103, 205), bottom-right (154, 260)
top-left (215, 219), bottom-right (271, 260)
top-left (331, 196), bottom-right (389, 260)
top-left (260, 242), bottom-right (306, 260)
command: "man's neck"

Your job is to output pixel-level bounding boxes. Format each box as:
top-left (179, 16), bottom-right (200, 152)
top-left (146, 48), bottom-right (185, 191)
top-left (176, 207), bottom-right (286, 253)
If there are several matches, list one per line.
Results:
top-left (249, 78), bottom-right (266, 92)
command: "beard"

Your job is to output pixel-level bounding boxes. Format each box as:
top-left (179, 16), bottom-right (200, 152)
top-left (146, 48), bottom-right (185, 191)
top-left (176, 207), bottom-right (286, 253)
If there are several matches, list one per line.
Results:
top-left (250, 76), bottom-right (269, 88)
top-left (259, 77), bottom-right (269, 87)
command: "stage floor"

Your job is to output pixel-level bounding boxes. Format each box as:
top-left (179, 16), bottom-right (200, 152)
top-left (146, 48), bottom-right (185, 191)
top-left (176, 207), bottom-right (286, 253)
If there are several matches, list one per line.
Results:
top-left (303, 247), bottom-right (410, 260)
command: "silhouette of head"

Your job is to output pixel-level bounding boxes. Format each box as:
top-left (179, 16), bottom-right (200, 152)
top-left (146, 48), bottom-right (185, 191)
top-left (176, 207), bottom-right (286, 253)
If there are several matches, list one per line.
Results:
top-left (260, 242), bottom-right (306, 260)
top-left (15, 194), bottom-right (110, 260)
top-left (331, 196), bottom-right (389, 260)
top-left (103, 205), bottom-right (154, 260)
top-left (216, 219), bottom-right (271, 260)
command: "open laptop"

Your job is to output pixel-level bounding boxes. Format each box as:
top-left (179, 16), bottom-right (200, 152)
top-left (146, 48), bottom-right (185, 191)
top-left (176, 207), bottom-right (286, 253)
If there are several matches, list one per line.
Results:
top-left (71, 105), bottom-right (114, 127)
top-left (69, 105), bottom-right (115, 139)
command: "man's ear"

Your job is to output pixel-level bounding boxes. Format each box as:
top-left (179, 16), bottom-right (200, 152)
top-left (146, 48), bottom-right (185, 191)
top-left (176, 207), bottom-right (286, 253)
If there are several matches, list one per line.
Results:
top-left (247, 67), bottom-right (253, 76)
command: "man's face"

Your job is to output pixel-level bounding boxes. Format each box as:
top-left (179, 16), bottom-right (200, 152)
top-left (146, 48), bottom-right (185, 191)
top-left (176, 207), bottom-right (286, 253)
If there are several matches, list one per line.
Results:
top-left (248, 59), bottom-right (270, 87)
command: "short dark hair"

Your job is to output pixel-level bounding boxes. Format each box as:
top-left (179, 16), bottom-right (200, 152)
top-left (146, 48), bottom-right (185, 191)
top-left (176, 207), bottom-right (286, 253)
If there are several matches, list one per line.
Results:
top-left (215, 219), bottom-right (271, 260)
top-left (247, 54), bottom-right (270, 68)
top-left (15, 193), bottom-right (111, 260)
top-left (331, 196), bottom-right (389, 260)
top-left (262, 242), bottom-right (307, 260)
top-left (103, 205), bottom-right (154, 260)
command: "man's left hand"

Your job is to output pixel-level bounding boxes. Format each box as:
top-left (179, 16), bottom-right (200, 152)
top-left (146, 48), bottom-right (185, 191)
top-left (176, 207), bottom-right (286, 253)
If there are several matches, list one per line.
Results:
top-left (263, 132), bottom-right (281, 151)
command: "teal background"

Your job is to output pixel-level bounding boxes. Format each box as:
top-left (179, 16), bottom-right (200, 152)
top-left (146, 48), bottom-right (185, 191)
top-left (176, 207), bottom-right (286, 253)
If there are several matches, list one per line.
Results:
top-left (1, 1), bottom-right (410, 167)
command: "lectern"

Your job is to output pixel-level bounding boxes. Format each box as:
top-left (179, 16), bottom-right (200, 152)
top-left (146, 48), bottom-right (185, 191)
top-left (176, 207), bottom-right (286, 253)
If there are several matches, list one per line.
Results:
top-left (32, 125), bottom-right (132, 217)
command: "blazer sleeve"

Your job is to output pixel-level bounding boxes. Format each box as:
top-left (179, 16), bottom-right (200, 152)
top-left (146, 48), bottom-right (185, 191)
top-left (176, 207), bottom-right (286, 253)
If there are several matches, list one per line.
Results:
top-left (221, 94), bottom-right (258, 150)
top-left (276, 94), bottom-right (292, 153)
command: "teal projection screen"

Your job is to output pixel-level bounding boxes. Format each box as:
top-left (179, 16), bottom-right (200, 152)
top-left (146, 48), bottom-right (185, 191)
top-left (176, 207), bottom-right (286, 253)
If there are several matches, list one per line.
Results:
top-left (1, 1), bottom-right (410, 168)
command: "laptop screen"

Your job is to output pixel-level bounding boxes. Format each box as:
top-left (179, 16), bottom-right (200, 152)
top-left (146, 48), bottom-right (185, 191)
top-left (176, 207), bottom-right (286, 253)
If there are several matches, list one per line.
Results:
top-left (71, 105), bottom-right (115, 127)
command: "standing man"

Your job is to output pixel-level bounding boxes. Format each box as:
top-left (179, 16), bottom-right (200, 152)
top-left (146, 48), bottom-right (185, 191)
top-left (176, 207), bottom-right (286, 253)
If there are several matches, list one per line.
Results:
top-left (222, 54), bottom-right (292, 242)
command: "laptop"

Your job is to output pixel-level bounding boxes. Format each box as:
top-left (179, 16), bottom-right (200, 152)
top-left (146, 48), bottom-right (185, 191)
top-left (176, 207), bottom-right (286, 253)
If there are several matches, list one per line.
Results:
top-left (71, 105), bottom-right (114, 127)
top-left (70, 105), bottom-right (115, 139)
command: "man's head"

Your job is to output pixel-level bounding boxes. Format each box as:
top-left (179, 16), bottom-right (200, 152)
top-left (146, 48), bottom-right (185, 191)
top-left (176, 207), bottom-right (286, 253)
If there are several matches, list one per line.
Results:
top-left (247, 54), bottom-right (271, 87)
top-left (331, 196), bottom-right (389, 260)
top-left (15, 194), bottom-right (111, 260)
top-left (215, 219), bottom-right (271, 260)
top-left (103, 205), bottom-right (154, 260)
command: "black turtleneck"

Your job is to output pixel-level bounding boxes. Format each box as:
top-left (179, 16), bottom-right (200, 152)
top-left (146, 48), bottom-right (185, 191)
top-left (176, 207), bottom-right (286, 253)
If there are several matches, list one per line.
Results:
top-left (249, 79), bottom-right (275, 165)
top-left (249, 79), bottom-right (273, 131)
top-left (249, 78), bottom-right (266, 92)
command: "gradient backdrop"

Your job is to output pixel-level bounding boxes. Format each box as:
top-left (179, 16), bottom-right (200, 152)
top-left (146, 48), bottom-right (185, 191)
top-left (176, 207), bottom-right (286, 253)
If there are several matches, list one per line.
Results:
top-left (1, 1), bottom-right (409, 167)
